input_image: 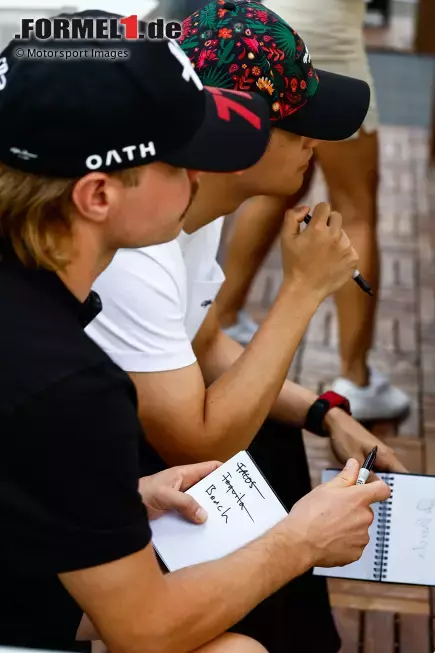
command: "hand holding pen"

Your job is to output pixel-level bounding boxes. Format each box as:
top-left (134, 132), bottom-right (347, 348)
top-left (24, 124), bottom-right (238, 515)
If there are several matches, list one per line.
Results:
top-left (281, 204), bottom-right (360, 304)
top-left (303, 212), bottom-right (373, 297)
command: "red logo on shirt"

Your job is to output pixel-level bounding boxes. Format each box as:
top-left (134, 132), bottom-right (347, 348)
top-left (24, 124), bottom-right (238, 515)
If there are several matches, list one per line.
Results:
top-left (206, 86), bottom-right (261, 130)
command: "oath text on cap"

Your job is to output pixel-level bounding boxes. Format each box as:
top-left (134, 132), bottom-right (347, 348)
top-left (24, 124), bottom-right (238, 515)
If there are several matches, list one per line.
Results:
top-left (85, 142), bottom-right (157, 171)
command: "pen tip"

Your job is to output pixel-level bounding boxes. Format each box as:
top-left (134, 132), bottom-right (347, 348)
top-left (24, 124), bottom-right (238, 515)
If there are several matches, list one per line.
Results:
top-left (372, 446), bottom-right (378, 453)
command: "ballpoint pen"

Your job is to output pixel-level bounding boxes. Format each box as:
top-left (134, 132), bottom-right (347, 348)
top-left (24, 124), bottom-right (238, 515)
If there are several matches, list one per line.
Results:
top-left (303, 213), bottom-right (374, 296)
top-left (356, 446), bottom-right (378, 485)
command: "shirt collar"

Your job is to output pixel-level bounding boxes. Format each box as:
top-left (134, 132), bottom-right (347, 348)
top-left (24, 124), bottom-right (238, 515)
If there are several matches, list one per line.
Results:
top-left (0, 239), bottom-right (103, 328)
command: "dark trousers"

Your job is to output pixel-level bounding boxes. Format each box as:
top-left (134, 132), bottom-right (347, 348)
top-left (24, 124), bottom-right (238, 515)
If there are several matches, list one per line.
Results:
top-left (229, 418), bottom-right (341, 653)
top-left (141, 418), bottom-right (341, 653)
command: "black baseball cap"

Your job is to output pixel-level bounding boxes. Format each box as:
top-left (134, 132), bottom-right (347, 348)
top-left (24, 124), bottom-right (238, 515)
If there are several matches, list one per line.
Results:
top-left (180, 0), bottom-right (370, 141)
top-left (0, 10), bottom-right (271, 178)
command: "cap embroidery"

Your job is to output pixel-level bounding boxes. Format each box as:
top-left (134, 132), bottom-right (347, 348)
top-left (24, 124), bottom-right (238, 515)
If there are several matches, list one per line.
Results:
top-left (85, 142), bottom-right (156, 171)
top-left (0, 57), bottom-right (8, 91)
top-left (9, 147), bottom-right (38, 161)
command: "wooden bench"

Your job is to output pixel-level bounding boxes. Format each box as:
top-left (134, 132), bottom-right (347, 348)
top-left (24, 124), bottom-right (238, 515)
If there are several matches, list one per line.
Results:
top-left (304, 433), bottom-right (434, 652)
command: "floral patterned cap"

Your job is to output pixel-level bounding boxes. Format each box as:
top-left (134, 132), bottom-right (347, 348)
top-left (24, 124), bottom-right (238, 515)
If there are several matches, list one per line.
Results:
top-left (179, 0), bottom-right (371, 141)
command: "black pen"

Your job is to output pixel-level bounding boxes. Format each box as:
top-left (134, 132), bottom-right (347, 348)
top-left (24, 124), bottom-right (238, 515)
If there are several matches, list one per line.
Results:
top-left (304, 213), bottom-right (374, 296)
top-left (356, 446), bottom-right (377, 485)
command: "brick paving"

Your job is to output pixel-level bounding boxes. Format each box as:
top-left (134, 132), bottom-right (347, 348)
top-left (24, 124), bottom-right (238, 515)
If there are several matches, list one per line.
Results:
top-left (220, 124), bottom-right (435, 651)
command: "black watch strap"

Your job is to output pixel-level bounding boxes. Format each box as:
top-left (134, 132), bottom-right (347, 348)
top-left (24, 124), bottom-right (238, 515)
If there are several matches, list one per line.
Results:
top-left (304, 392), bottom-right (351, 437)
top-left (304, 398), bottom-right (332, 437)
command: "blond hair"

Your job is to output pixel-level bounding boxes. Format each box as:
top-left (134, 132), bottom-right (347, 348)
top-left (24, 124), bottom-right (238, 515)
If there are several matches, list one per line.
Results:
top-left (0, 162), bottom-right (139, 271)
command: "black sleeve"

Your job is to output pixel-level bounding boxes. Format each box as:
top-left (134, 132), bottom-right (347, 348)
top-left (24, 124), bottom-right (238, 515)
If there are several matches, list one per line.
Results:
top-left (3, 362), bottom-right (151, 574)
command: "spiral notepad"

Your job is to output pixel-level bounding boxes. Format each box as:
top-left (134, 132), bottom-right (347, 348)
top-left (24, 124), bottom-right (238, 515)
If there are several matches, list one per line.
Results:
top-left (314, 470), bottom-right (435, 586)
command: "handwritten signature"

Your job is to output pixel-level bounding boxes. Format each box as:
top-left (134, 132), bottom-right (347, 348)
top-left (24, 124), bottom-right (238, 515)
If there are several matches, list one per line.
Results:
top-left (412, 498), bottom-right (435, 560)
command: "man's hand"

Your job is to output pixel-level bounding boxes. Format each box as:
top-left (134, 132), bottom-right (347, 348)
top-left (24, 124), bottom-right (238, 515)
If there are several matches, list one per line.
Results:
top-left (281, 458), bottom-right (391, 568)
top-left (281, 203), bottom-right (359, 304)
top-left (324, 408), bottom-right (408, 473)
top-left (139, 461), bottom-right (221, 523)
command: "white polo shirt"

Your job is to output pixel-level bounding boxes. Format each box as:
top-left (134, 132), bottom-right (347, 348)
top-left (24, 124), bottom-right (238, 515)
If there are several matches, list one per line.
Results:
top-left (86, 217), bottom-right (225, 372)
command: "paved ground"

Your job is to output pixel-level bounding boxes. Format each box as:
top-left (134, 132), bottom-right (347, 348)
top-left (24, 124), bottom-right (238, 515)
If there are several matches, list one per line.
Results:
top-left (219, 123), bottom-right (435, 651)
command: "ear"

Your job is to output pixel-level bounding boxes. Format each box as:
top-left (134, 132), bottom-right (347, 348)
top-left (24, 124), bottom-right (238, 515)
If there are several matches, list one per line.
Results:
top-left (71, 173), bottom-right (122, 224)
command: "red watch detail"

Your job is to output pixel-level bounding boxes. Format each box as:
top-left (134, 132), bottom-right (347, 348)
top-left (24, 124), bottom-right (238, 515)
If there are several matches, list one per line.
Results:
top-left (318, 391), bottom-right (351, 415)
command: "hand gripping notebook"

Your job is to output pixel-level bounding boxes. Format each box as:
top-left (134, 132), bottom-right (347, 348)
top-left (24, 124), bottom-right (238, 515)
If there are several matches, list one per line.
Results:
top-left (151, 450), bottom-right (288, 572)
top-left (314, 470), bottom-right (435, 586)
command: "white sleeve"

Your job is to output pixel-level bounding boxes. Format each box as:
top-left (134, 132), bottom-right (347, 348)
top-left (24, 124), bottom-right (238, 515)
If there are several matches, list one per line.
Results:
top-left (85, 244), bottom-right (197, 373)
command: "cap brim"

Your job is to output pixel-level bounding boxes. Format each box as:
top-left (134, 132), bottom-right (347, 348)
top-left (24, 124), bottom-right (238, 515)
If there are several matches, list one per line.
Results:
top-left (280, 70), bottom-right (371, 141)
top-left (164, 87), bottom-right (271, 172)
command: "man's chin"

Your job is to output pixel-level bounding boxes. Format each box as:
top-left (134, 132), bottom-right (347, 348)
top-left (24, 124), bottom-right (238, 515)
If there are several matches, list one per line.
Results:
top-left (137, 222), bottom-right (185, 249)
top-left (283, 170), bottom-right (307, 197)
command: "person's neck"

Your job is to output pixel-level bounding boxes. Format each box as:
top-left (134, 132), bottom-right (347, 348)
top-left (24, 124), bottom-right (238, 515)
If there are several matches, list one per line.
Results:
top-left (183, 173), bottom-right (253, 234)
top-left (56, 228), bottom-right (115, 303)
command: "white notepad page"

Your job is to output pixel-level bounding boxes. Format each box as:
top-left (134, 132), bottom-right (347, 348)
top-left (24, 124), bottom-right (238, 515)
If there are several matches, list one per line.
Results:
top-left (385, 474), bottom-right (435, 585)
top-left (151, 450), bottom-right (288, 572)
top-left (314, 470), bottom-right (435, 586)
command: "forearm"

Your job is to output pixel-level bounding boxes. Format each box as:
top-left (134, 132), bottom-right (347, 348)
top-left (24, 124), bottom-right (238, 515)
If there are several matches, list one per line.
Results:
top-left (199, 333), bottom-right (319, 429)
top-left (196, 284), bottom-right (319, 460)
top-left (140, 523), bottom-right (310, 653)
top-left (269, 380), bottom-right (318, 426)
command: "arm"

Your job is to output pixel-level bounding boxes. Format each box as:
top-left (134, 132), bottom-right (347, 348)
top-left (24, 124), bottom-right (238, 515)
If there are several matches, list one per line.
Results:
top-left (15, 359), bottom-right (309, 653)
top-left (63, 522), bottom-right (308, 653)
top-left (65, 461), bottom-right (390, 653)
top-left (63, 460), bottom-right (390, 653)
top-left (193, 303), bottom-right (318, 428)
top-left (17, 355), bottom-right (390, 653)
top-left (131, 278), bottom-right (318, 465)
top-left (131, 205), bottom-right (360, 465)
top-left (193, 306), bottom-right (408, 472)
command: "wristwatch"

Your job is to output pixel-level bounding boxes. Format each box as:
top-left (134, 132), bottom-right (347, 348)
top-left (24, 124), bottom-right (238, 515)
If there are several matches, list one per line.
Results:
top-left (304, 391), bottom-right (351, 437)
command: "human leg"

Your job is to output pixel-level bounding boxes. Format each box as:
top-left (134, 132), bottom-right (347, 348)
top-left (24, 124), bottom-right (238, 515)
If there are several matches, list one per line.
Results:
top-left (316, 130), bottom-right (380, 387)
top-left (316, 131), bottom-right (409, 420)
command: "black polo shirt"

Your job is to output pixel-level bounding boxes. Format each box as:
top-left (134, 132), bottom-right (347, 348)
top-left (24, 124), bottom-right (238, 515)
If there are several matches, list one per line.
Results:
top-left (0, 241), bottom-right (153, 651)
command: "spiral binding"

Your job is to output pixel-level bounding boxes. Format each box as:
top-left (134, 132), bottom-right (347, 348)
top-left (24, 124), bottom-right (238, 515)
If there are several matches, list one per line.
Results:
top-left (373, 474), bottom-right (395, 581)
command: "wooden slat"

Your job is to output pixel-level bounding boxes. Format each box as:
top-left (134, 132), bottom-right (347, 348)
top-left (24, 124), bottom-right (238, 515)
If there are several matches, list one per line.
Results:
top-left (430, 588), bottom-right (435, 652)
top-left (415, 0), bottom-right (435, 55)
top-left (328, 579), bottom-right (430, 616)
top-left (364, 611), bottom-right (395, 653)
top-left (426, 436), bottom-right (435, 475)
top-left (399, 614), bottom-right (431, 653)
top-left (332, 608), bottom-right (360, 653)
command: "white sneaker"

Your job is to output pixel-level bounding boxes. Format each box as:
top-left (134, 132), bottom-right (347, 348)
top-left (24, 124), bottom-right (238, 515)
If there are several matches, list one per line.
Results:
top-left (222, 310), bottom-right (259, 345)
top-left (331, 367), bottom-right (411, 422)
